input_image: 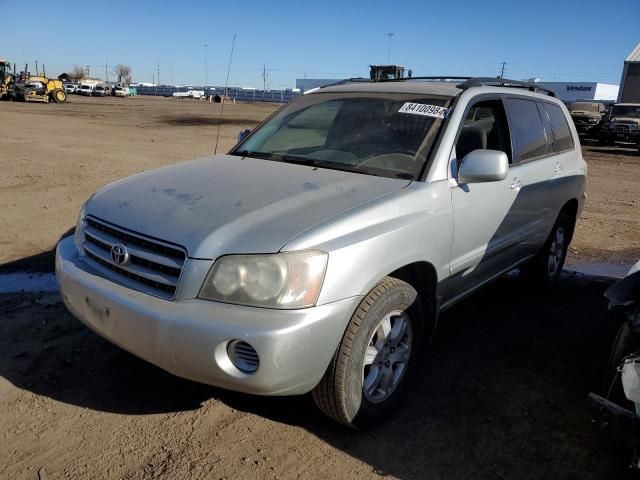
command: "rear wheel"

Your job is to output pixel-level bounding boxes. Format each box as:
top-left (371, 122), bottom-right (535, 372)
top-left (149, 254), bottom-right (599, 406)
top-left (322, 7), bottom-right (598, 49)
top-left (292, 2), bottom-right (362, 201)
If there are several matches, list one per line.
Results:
top-left (52, 88), bottom-right (67, 103)
top-left (521, 213), bottom-right (571, 286)
top-left (312, 277), bottom-right (424, 428)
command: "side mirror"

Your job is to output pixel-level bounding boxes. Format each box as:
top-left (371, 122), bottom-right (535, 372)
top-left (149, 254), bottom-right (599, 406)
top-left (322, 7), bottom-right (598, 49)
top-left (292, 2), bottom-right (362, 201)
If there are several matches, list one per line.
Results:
top-left (237, 129), bottom-right (251, 143)
top-left (458, 149), bottom-right (509, 184)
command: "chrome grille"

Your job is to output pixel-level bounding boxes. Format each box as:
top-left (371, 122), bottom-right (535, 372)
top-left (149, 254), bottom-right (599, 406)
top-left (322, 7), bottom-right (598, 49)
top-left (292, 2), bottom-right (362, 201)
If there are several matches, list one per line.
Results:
top-left (80, 216), bottom-right (186, 299)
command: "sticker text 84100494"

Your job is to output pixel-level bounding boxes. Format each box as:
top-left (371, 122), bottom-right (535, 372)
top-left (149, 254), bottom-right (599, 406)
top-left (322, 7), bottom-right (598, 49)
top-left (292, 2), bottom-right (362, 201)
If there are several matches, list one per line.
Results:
top-left (398, 102), bottom-right (449, 119)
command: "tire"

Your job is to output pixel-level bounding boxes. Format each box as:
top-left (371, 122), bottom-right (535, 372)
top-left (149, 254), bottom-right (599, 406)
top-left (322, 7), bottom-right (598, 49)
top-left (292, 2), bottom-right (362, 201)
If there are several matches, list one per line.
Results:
top-left (21, 87), bottom-right (33, 102)
top-left (602, 321), bottom-right (640, 449)
top-left (52, 88), bottom-right (67, 103)
top-left (603, 322), bottom-right (640, 406)
top-left (521, 212), bottom-right (572, 286)
top-left (312, 276), bottom-right (425, 428)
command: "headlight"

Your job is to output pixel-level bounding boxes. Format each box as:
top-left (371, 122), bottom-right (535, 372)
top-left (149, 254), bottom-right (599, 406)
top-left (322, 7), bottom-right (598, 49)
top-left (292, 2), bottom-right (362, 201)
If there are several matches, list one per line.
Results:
top-left (74, 201), bottom-right (88, 255)
top-left (199, 251), bottom-right (328, 309)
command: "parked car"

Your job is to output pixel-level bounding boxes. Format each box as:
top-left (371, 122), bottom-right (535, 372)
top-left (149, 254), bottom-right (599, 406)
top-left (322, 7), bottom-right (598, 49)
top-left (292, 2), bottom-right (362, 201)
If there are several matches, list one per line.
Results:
top-left (92, 84), bottom-right (112, 97)
top-left (113, 85), bottom-right (129, 97)
top-left (77, 84), bottom-right (93, 96)
top-left (568, 101), bottom-right (606, 138)
top-left (599, 103), bottom-right (640, 148)
top-left (63, 83), bottom-right (78, 94)
top-left (56, 77), bottom-right (587, 427)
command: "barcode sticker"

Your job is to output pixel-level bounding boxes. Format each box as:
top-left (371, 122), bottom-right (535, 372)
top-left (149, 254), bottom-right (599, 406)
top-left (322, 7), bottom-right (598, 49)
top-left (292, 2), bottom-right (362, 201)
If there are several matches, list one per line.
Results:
top-left (398, 102), bottom-right (449, 118)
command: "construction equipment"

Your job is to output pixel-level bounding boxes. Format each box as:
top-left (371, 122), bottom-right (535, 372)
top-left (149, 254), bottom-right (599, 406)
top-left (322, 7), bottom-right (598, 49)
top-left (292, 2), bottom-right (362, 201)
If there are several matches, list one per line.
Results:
top-left (369, 65), bottom-right (410, 82)
top-left (9, 62), bottom-right (67, 103)
top-left (0, 58), bottom-right (14, 100)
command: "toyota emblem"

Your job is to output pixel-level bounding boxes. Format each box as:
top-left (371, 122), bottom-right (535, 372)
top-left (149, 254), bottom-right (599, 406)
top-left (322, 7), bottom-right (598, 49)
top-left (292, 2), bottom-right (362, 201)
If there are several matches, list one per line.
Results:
top-left (110, 244), bottom-right (129, 265)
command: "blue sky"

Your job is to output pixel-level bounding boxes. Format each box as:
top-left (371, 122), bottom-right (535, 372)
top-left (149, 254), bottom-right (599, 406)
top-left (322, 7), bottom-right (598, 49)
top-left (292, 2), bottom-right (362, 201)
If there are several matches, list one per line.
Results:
top-left (3, 0), bottom-right (639, 88)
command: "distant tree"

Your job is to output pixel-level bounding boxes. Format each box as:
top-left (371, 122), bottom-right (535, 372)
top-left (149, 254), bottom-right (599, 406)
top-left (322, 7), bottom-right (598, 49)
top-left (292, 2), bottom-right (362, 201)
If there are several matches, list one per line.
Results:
top-left (71, 65), bottom-right (85, 82)
top-left (115, 64), bottom-right (133, 84)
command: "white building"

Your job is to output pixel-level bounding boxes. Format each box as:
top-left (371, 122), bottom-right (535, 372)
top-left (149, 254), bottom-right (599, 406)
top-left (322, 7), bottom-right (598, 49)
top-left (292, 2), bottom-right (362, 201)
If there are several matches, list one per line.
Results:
top-left (535, 82), bottom-right (619, 103)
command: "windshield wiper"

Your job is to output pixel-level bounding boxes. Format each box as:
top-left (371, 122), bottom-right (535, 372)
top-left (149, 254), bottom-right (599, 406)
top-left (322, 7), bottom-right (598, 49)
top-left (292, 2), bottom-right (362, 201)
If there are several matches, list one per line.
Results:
top-left (233, 149), bottom-right (285, 160)
top-left (232, 151), bottom-right (414, 180)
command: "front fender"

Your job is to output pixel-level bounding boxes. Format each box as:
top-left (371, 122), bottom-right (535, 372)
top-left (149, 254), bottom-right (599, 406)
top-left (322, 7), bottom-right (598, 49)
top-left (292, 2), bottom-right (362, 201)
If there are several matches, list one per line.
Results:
top-left (283, 180), bottom-right (454, 305)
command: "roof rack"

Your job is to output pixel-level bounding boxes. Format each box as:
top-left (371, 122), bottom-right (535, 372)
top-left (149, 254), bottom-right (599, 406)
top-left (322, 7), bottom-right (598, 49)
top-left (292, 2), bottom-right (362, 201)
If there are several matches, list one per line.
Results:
top-left (379, 76), bottom-right (472, 83)
top-left (315, 76), bottom-right (556, 97)
top-left (456, 77), bottom-right (556, 97)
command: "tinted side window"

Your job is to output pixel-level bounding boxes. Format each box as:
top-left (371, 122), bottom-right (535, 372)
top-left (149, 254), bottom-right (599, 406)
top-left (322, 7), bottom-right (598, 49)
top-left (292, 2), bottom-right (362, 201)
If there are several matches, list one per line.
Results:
top-left (456, 99), bottom-right (511, 162)
top-left (504, 98), bottom-right (548, 162)
top-left (544, 103), bottom-right (574, 152)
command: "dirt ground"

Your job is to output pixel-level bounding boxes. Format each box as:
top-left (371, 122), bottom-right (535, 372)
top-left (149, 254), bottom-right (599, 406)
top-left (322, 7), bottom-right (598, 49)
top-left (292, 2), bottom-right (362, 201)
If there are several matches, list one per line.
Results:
top-left (1, 95), bottom-right (640, 479)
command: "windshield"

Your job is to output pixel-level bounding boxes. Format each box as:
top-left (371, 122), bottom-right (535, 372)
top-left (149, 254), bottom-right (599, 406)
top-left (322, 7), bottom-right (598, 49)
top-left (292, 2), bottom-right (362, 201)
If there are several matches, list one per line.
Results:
top-left (611, 105), bottom-right (640, 118)
top-left (232, 92), bottom-right (451, 180)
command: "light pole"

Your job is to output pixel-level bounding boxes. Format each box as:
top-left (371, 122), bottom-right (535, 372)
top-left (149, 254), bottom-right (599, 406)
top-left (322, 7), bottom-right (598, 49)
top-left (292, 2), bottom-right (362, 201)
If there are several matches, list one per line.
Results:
top-left (387, 33), bottom-right (394, 64)
top-left (204, 44), bottom-right (208, 87)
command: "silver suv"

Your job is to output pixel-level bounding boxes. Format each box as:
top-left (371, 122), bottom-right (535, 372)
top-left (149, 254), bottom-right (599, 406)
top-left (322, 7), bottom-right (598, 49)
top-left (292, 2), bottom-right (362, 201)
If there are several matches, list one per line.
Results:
top-left (56, 77), bottom-right (586, 427)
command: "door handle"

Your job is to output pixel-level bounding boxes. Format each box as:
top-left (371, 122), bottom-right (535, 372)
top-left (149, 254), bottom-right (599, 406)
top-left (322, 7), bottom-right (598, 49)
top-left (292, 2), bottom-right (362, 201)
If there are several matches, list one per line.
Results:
top-left (510, 178), bottom-right (523, 190)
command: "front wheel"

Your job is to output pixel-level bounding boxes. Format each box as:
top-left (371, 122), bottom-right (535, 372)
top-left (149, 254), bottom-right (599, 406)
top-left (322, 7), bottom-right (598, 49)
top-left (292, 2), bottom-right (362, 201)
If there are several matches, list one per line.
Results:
top-left (51, 88), bottom-right (67, 103)
top-left (312, 277), bottom-right (424, 428)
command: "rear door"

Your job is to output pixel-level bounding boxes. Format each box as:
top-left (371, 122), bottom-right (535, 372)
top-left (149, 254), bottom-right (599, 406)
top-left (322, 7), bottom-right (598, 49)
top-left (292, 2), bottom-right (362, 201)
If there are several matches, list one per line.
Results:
top-left (538, 101), bottom-right (580, 234)
top-left (502, 97), bottom-right (556, 262)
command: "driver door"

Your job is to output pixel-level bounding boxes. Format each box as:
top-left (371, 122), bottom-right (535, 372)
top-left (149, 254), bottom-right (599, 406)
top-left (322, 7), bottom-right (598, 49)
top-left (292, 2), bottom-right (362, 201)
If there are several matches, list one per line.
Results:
top-left (445, 98), bottom-right (525, 303)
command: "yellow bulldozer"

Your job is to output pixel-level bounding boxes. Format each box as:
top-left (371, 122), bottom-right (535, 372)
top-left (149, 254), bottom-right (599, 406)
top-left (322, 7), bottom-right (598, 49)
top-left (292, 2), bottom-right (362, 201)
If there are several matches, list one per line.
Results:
top-left (0, 58), bottom-right (13, 100)
top-left (0, 60), bottom-right (67, 103)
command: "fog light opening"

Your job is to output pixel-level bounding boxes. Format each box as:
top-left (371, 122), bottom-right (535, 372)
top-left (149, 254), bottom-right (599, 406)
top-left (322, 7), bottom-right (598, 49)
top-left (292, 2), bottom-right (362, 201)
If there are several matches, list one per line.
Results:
top-left (227, 340), bottom-right (260, 374)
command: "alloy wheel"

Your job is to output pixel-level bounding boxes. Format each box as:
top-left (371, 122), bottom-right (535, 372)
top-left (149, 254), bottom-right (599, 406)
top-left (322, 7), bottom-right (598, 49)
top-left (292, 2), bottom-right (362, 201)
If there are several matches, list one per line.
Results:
top-left (362, 310), bottom-right (412, 404)
top-left (547, 226), bottom-right (565, 277)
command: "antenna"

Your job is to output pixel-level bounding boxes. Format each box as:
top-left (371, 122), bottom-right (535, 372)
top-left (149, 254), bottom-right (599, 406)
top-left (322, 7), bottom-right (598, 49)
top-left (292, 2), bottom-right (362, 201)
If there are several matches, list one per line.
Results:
top-left (214, 34), bottom-right (237, 155)
top-left (499, 62), bottom-right (506, 79)
top-left (387, 33), bottom-right (394, 64)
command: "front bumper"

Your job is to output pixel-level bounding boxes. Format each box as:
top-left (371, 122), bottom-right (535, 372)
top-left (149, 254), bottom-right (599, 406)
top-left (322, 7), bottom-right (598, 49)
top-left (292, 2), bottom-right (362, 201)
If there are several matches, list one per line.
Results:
top-left (602, 128), bottom-right (639, 143)
top-left (55, 236), bottom-right (360, 395)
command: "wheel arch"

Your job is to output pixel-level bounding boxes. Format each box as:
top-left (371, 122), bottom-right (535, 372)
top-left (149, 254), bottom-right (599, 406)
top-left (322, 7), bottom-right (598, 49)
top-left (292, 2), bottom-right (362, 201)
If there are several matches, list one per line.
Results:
top-left (386, 261), bottom-right (439, 339)
top-left (559, 198), bottom-right (579, 242)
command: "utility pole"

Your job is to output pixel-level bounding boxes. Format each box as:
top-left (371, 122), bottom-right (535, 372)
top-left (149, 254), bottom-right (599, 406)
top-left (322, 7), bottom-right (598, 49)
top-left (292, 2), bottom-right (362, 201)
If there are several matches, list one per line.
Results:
top-left (203, 44), bottom-right (208, 87)
top-left (262, 65), bottom-right (268, 92)
top-left (499, 62), bottom-right (506, 78)
top-left (104, 61), bottom-right (109, 83)
top-left (170, 58), bottom-right (173, 86)
top-left (85, 65), bottom-right (91, 77)
top-left (387, 33), bottom-right (394, 64)
top-left (157, 63), bottom-right (160, 86)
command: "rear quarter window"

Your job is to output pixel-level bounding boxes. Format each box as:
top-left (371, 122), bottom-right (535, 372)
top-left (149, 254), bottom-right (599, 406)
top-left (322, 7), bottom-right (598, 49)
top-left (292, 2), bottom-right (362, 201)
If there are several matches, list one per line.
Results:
top-left (544, 103), bottom-right (574, 153)
top-left (504, 98), bottom-right (548, 163)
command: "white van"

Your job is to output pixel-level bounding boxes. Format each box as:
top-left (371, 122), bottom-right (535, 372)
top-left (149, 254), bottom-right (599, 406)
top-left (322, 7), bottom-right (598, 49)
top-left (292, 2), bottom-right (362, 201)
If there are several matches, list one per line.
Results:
top-left (77, 85), bottom-right (94, 96)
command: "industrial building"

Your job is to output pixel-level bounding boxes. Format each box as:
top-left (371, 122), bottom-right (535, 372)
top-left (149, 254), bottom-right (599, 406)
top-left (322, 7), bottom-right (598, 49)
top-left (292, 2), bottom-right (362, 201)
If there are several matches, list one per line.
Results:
top-left (618, 42), bottom-right (640, 103)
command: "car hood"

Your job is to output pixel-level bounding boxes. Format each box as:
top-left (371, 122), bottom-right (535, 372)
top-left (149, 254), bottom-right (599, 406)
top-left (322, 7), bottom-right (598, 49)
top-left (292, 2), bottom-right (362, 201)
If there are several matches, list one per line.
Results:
top-left (570, 111), bottom-right (600, 117)
top-left (85, 154), bottom-right (410, 259)
top-left (610, 117), bottom-right (640, 124)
